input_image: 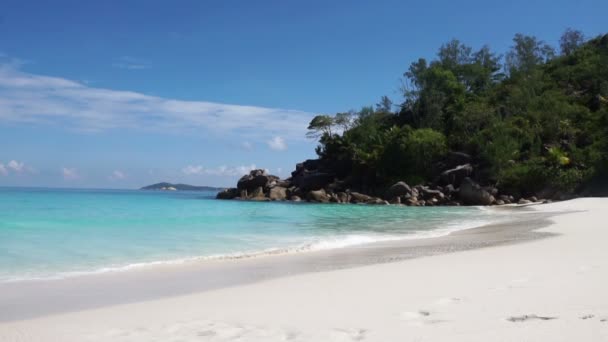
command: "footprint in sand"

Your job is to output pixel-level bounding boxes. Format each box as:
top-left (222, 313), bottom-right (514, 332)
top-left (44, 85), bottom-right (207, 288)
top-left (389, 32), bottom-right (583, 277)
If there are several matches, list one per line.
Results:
top-left (399, 310), bottom-right (446, 325)
top-left (490, 278), bottom-right (530, 292)
top-left (399, 310), bottom-right (430, 320)
top-left (433, 297), bottom-right (462, 306)
top-left (329, 328), bottom-right (367, 341)
top-left (196, 329), bottom-right (217, 337)
top-left (506, 314), bottom-right (557, 322)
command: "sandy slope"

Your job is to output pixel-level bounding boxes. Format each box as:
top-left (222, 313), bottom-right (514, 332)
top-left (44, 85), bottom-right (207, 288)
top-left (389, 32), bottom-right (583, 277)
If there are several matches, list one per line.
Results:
top-left (1, 198), bottom-right (607, 341)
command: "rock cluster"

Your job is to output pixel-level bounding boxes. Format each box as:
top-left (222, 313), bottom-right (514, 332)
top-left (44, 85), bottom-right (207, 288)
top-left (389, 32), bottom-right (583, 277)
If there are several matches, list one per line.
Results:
top-left (216, 156), bottom-right (544, 206)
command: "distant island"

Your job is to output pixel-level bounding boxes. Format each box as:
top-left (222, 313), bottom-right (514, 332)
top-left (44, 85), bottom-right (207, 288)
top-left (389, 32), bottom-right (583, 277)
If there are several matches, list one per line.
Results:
top-left (141, 182), bottom-right (223, 191)
top-left (219, 31), bottom-right (608, 205)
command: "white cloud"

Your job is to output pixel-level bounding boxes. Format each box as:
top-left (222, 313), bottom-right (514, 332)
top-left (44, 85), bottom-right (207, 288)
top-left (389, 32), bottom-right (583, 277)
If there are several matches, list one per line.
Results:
top-left (0, 160), bottom-right (34, 175)
top-left (182, 164), bottom-right (257, 177)
top-left (182, 165), bottom-right (205, 175)
top-left (62, 167), bottom-right (79, 180)
top-left (112, 56), bottom-right (150, 70)
top-left (109, 170), bottom-right (126, 180)
top-left (7, 160), bottom-right (24, 172)
top-left (267, 136), bottom-right (287, 151)
top-left (242, 141), bottom-right (254, 150)
top-left (0, 63), bottom-right (313, 139)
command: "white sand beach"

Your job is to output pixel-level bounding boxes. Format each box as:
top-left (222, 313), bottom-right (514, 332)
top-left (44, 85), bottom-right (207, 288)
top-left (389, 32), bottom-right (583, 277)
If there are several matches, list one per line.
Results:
top-left (1, 198), bottom-right (607, 341)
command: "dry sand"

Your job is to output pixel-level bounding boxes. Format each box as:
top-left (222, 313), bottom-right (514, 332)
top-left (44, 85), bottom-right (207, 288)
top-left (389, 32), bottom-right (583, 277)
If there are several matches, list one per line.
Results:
top-left (1, 198), bottom-right (607, 341)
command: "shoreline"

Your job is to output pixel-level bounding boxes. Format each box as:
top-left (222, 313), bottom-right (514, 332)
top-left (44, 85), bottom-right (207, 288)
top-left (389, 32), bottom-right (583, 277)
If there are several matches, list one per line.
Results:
top-left (0, 203), bottom-right (519, 285)
top-left (0, 204), bottom-right (553, 322)
top-left (2, 198), bottom-right (606, 341)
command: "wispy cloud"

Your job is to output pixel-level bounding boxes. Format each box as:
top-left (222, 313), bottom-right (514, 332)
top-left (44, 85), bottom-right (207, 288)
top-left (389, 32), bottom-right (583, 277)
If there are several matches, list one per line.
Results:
top-left (0, 62), bottom-right (314, 140)
top-left (109, 170), bottom-right (126, 180)
top-left (241, 141), bottom-right (254, 151)
top-left (182, 165), bottom-right (205, 175)
top-left (0, 160), bottom-right (34, 175)
top-left (7, 160), bottom-right (24, 172)
top-left (267, 136), bottom-right (287, 151)
top-left (182, 164), bottom-right (258, 177)
top-left (111, 56), bottom-right (150, 70)
top-left (62, 167), bottom-right (79, 180)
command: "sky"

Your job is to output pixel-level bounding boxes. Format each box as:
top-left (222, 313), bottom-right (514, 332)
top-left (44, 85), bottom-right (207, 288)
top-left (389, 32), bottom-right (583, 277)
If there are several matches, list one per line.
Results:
top-left (0, 0), bottom-right (606, 188)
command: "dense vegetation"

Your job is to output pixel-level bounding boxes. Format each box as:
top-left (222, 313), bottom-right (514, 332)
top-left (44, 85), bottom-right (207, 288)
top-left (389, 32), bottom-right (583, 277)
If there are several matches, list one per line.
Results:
top-left (308, 30), bottom-right (608, 199)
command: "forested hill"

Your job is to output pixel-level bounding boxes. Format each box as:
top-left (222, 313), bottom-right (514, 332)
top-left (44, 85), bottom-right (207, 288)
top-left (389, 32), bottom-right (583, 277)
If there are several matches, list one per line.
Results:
top-left (308, 30), bottom-right (608, 199)
top-left (218, 30), bottom-right (607, 205)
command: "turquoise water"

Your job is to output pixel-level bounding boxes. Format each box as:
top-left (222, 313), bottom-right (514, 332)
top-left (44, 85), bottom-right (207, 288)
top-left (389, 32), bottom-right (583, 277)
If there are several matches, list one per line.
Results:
top-left (0, 187), bottom-right (504, 282)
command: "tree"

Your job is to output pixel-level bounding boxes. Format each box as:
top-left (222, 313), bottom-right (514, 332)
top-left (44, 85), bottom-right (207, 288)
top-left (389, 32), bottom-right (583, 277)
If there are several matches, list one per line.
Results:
top-left (505, 34), bottom-right (555, 74)
top-left (560, 28), bottom-right (585, 56)
top-left (306, 115), bottom-right (334, 139)
top-left (310, 33), bottom-right (608, 198)
top-left (376, 96), bottom-right (393, 113)
top-left (334, 112), bottom-right (353, 131)
top-left (469, 45), bottom-right (503, 91)
top-left (438, 39), bottom-right (472, 70)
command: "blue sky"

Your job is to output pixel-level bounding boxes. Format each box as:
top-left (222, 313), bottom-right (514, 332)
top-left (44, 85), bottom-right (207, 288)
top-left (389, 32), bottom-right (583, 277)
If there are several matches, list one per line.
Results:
top-left (0, 0), bottom-right (606, 188)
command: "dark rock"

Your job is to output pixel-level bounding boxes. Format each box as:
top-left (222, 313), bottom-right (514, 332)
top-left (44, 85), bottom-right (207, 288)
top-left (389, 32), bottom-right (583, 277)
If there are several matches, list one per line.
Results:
top-left (411, 188), bottom-right (420, 198)
top-left (307, 189), bottom-right (329, 203)
top-left (216, 188), bottom-right (239, 200)
top-left (385, 181), bottom-right (412, 199)
top-left (405, 197), bottom-right (419, 206)
top-left (350, 192), bottom-right (373, 203)
top-left (459, 177), bottom-right (495, 205)
top-left (529, 196), bottom-right (538, 202)
top-left (291, 163), bottom-right (305, 177)
top-left (268, 186), bottom-right (287, 201)
top-left (275, 179), bottom-right (291, 188)
top-left (293, 171), bottom-right (334, 191)
top-left (439, 164), bottom-right (473, 186)
top-left (441, 152), bottom-right (472, 169)
top-left (420, 187), bottom-right (445, 200)
top-left (290, 195), bottom-right (302, 202)
top-left (365, 197), bottom-right (389, 205)
top-left (495, 199), bottom-right (505, 205)
top-left (249, 186), bottom-right (265, 199)
top-left (237, 169), bottom-right (274, 191)
top-left (518, 199), bottom-right (532, 205)
top-left (302, 159), bottom-right (322, 171)
top-left (337, 192), bottom-right (350, 203)
top-left (389, 196), bottom-right (401, 205)
top-left (444, 184), bottom-right (456, 195)
top-left (498, 195), bottom-right (512, 204)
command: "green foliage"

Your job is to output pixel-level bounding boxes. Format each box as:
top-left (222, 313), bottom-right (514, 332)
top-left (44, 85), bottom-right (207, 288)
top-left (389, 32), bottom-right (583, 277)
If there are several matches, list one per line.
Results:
top-left (379, 127), bottom-right (447, 183)
top-left (313, 31), bottom-right (608, 197)
top-left (506, 33), bottom-right (555, 74)
top-left (306, 115), bottom-right (335, 139)
top-left (560, 28), bottom-right (585, 56)
top-left (498, 158), bottom-right (588, 197)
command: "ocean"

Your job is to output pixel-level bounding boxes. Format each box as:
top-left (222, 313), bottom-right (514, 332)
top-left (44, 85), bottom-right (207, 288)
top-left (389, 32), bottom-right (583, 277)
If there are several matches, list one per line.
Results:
top-left (0, 187), bottom-right (508, 282)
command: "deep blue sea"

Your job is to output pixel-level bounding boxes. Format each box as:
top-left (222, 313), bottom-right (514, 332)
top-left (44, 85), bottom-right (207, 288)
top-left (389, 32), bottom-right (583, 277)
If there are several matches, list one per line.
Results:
top-left (0, 187), bottom-right (507, 282)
